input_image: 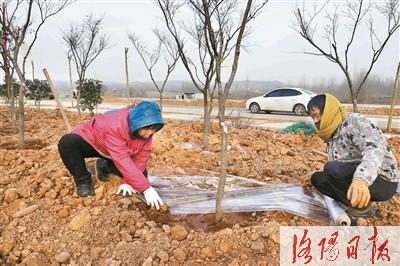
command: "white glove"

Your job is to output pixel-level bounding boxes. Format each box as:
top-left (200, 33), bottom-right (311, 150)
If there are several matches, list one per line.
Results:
top-left (116, 184), bottom-right (136, 196)
top-left (143, 186), bottom-right (164, 210)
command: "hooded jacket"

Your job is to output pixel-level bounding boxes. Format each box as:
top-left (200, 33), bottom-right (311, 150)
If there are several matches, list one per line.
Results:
top-left (72, 101), bottom-right (164, 192)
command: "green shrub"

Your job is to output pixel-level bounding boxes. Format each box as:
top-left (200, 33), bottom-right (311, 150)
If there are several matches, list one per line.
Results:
top-left (78, 79), bottom-right (103, 116)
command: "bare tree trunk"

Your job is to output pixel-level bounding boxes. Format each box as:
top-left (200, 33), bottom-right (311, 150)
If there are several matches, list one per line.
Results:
top-left (346, 76), bottom-right (359, 112)
top-left (4, 74), bottom-right (17, 133)
top-left (12, 62), bottom-right (28, 149)
top-left (11, 95), bottom-right (16, 133)
top-left (1, 21), bottom-right (16, 133)
top-left (202, 92), bottom-right (210, 149)
top-left (125, 47), bottom-right (130, 103)
top-left (215, 91), bottom-right (228, 223)
top-left (159, 91), bottom-right (163, 111)
top-left (76, 79), bottom-right (83, 122)
top-left (351, 96), bottom-right (358, 113)
top-left (387, 62), bottom-right (400, 132)
top-left (211, 0), bottom-right (264, 224)
top-left (17, 86), bottom-right (26, 149)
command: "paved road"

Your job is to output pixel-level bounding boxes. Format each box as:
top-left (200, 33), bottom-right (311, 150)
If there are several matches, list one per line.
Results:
top-left (160, 105), bottom-right (399, 130)
top-left (24, 99), bottom-right (399, 131)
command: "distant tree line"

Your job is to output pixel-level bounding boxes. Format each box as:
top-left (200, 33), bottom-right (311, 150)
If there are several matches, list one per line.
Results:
top-left (95, 74), bottom-right (396, 104)
top-left (0, 78), bottom-right (103, 114)
top-left (297, 73), bottom-right (397, 105)
top-left (0, 78), bottom-right (53, 107)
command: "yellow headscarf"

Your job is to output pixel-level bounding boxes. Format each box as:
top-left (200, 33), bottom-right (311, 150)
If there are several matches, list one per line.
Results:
top-left (316, 93), bottom-right (348, 141)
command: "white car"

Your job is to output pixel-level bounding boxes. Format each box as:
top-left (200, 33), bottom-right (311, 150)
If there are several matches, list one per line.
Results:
top-left (245, 87), bottom-right (317, 116)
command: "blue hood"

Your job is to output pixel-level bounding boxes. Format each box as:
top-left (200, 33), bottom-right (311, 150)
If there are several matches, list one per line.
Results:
top-left (128, 101), bottom-right (164, 133)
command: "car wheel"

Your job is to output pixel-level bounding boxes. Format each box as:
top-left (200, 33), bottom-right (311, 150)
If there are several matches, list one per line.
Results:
top-left (294, 104), bottom-right (306, 116)
top-left (249, 103), bottom-right (261, 113)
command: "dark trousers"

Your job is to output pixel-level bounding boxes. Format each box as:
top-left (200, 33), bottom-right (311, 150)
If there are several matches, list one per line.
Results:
top-left (58, 133), bottom-right (101, 181)
top-left (58, 133), bottom-right (147, 184)
top-left (311, 161), bottom-right (398, 206)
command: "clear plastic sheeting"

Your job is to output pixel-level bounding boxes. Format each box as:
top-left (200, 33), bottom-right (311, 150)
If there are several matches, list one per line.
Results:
top-left (323, 195), bottom-right (351, 226)
top-left (149, 174), bottom-right (336, 225)
top-left (172, 141), bottom-right (202, 149)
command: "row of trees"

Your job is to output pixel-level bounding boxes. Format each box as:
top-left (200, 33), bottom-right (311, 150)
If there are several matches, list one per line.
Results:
top-left (0, 0), bottom-right (74, 146)
top-left (1, 1), bottom-right (398, 144)
top-left (0, 1), bottom-right (110, 139)
top-left (292, 0), bottom-right (399, 112)
top-left (0, 78), bottom-right (102, 115)
top-left (141, 0), bottom-right (399, 221)
top-left (0, 0), bottom-right (399, 222)
top-left (101, 73), bottom-right (397, 103)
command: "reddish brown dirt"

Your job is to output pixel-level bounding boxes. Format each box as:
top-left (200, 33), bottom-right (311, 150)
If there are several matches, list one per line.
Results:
top-left (0, 102), bottom-right (399, 265)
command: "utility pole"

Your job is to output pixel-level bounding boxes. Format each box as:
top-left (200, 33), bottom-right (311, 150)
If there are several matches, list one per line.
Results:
top-left (125, 47), bottom-right (130, 102)
top-left (31, 60), bottom-right (34, 80)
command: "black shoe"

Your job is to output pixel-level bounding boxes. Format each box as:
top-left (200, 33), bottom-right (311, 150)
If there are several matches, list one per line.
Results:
top-left (95, 159), bottom-right (110, 182)
top-left (347, 203), bottom-right (376, 219)
top-left (74, 173), bottom-right (94, 197)
top-left (349, 216), bottom-right (358, 226)
top-left (76, 182), bottom-right (94, 197)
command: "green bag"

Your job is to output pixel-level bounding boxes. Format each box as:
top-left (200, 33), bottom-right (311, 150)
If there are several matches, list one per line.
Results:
top-left (281, 121), bottom-right (316, 135)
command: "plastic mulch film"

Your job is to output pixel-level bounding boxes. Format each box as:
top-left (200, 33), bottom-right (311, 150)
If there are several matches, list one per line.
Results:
top-left (149, 174), bottom-right (336, 225)
top-left (323, 195), bottom-right (351, 226)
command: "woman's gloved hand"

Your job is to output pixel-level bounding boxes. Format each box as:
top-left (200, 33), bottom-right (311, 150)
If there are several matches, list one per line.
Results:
top-left (347, 179), bottom-right (370, 208)
top-left (143, 186), bottom-right (164, 210)
top-left (116, 183), bottom-right (137, 196)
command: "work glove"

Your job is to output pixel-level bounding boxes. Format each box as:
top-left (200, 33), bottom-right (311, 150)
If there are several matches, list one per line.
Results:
top-left (116, 184), bottom-right (137, 196)
top-left (347, 179), bottom-right (370, 208)
top-left (143, 186), bottom-right (164, 210)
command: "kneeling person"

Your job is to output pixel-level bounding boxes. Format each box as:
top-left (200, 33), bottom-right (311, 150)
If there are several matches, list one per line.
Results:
top-left (307, 94), bottom-right (398, 218)
top-left (58, 101), bottom-right (165, 210)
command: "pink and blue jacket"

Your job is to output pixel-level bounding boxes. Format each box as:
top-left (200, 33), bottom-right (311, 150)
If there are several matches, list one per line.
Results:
top-left (72, 102), bottom-right (164, 192)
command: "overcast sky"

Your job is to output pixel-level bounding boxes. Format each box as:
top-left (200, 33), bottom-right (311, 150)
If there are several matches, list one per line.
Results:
top-left (15, 0), bottom-right (400, 86)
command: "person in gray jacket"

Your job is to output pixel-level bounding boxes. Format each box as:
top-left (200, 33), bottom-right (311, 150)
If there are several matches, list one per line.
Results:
top-left (307, 93), bottom-right (399, 219)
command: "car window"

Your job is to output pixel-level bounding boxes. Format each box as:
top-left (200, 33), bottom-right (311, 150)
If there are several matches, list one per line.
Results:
top-left (281, 89), bottom-right (301, 97)
top-left (265, 90), bottom-right (282, 97)
top-left (300, 89), bottom-right (315, 95)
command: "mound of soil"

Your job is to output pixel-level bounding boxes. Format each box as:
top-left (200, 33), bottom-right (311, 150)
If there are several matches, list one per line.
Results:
top-left (0, 105), bottom-right (399, 265)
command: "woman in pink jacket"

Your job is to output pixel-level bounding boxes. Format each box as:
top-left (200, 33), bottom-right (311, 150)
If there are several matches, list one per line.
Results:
top-left (58, 101), bottom-right (165, 210)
